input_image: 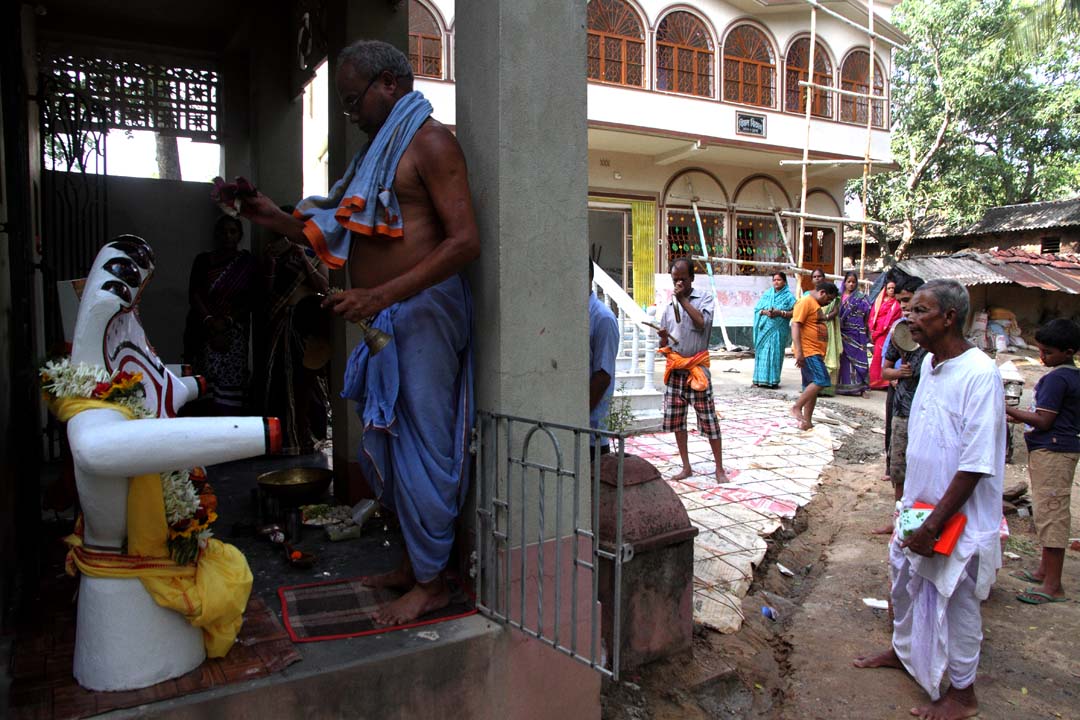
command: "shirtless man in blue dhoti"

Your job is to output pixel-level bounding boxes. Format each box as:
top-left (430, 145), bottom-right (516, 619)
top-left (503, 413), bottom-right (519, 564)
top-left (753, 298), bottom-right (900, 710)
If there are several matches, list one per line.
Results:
top-left (241, 40), bottom-right (480, 625)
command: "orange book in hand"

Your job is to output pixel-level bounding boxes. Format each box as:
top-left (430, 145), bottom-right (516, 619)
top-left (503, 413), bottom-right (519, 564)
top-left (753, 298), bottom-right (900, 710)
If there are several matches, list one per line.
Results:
top-left (912, 502), bottom-right (967, 556)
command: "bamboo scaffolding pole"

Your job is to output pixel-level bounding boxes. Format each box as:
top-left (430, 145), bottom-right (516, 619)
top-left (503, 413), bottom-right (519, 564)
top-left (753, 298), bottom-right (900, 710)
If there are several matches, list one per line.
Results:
top-left (780, 210), bottom-right (885, 226)
top-left (801, 0), bottom-right (904, 49)
top-left (779, 159), bottom-right (890, 166)
top-left (796, 6), bottom-right (818, 273)
top-left (690, 256), bottom-right (872, 286)
top-left (797, 80), bottom-right (887, 101)
top-left (859, 0), bottom-right (878, 281)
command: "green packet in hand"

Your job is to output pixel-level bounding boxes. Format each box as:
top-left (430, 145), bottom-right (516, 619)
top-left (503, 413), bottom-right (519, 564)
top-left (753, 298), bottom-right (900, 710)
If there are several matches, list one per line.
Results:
top-left (898, 507), bottom-right (933, 539)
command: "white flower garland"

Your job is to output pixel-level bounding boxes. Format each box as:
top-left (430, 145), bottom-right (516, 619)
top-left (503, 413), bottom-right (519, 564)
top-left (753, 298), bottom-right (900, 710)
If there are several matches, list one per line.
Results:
top-left (39, 357), bottom-right (153, 419)
top-left (161, 469), bottom-right (202, 526)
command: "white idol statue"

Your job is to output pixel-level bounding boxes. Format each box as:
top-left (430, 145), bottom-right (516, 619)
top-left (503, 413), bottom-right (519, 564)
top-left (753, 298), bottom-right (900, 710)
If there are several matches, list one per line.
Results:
top-left (46, 236), bottom-right (280, 691)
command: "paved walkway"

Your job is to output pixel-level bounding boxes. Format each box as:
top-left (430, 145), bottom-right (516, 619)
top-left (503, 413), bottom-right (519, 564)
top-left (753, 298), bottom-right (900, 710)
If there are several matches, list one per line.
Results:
top-left (626, 390), bottom-right (857, 633)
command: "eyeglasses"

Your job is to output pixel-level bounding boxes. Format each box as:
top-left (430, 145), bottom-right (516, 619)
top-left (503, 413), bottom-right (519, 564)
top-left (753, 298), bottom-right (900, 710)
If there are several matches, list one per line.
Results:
top-left (340, 72), bottom-right (383, 117)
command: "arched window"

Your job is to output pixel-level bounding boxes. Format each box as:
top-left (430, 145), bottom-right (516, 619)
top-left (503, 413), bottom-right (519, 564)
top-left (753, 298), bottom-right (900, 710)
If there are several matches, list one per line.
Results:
top-left (785, 38), bottom-right (833, 118)
top-left (408, 0), bottom-right (442, 79)
top-left (656, 11), bottom-right (714, 98)
top-left (587, 0), bottom-right (645, 87)
top-left (723, 25), bottom-right (776, 108)
top-left (840, 50), bottom-right (886, 128)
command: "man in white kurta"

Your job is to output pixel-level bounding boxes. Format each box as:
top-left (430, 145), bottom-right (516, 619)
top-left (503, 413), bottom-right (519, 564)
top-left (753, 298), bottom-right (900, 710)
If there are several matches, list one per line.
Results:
top-left (856, 279), bottom-right (1004, 720)
top-left (896, 345), bottom-right (1004, 692)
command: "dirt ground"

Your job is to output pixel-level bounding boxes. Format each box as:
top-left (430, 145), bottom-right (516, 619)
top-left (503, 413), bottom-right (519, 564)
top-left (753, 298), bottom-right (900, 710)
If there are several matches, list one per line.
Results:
top-left (603, 355), bottom-right (1080, 720)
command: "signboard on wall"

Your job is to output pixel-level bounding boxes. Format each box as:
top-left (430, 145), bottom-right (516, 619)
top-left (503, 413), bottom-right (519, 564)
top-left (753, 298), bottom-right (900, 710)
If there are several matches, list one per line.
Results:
top-left (654, 274), bottom-right (773, 327)
top-left (736, 112), bottom-right (767, 138)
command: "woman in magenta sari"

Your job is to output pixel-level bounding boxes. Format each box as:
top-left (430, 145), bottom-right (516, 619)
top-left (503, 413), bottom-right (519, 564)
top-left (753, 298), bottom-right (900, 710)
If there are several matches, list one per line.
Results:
top-left (868, 279), bottom-right (901, 390)
top-left (837, 272), bottom-right (871, 395)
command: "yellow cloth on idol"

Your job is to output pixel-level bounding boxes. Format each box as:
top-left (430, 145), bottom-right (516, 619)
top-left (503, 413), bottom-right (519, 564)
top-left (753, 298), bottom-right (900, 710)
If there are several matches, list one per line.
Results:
top-left (53, 397), bottom-right (252, 658)
top-left (659, 347), bottom-right (711, 392)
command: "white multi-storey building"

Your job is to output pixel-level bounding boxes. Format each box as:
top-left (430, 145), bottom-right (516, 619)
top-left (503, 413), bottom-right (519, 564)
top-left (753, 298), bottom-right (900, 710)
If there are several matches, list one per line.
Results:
top-left (409, 0), bottom-right (903, 338)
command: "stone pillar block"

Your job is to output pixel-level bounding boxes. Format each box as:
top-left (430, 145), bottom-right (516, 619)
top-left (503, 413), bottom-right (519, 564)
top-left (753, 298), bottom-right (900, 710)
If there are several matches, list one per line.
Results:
top-left (598, 454), bottom-right (697, 673)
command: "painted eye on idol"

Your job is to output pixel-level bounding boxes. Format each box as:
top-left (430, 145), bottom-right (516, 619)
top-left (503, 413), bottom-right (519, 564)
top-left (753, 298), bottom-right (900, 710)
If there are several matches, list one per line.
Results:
top-left (101, 280), bottom-right (132, 303)
top-left (103, 257), bottom-right (141, 288)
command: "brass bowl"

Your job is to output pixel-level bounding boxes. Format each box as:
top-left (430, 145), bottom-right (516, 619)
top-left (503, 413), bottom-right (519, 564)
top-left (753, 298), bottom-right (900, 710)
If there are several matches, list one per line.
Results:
top-left (257, 467), bottom-right (332, 506)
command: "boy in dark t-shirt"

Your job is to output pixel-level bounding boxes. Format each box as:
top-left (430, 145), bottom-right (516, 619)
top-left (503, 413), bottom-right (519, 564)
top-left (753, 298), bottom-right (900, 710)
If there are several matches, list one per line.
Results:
top-left (1006, 318), bottom-right (1080, 604)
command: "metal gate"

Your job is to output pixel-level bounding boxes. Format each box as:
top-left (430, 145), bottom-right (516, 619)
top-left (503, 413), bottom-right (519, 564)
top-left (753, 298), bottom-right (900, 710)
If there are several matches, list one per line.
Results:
top-left (473, 411), bottom-right (627, 680)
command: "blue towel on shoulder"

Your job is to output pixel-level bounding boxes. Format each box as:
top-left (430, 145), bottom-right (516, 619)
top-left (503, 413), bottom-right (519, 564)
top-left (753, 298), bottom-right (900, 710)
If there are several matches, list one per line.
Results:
top-left (294, 91), bottom-right (433, 268)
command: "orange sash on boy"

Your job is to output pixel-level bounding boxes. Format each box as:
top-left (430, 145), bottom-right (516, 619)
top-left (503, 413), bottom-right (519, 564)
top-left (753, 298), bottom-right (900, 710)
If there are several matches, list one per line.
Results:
top-left (659, 347), bottom-right (711, 391)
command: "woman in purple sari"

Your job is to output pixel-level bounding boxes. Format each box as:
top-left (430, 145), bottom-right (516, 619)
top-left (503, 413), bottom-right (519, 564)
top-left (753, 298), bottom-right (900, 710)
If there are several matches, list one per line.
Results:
top-left (836, 271), bottom-right (871, 396)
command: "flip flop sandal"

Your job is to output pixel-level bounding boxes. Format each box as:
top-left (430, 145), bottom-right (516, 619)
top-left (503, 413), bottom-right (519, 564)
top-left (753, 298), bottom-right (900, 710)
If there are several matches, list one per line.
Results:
top-left (1016, 589), bottom-right (1069, 605)
top-left (1010, 569), bottom-right (1042, 583)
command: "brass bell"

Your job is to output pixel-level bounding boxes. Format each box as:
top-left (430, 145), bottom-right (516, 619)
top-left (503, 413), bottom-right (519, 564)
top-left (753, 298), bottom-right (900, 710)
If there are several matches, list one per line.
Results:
top-left (357, 320), bottom-right (391, 356)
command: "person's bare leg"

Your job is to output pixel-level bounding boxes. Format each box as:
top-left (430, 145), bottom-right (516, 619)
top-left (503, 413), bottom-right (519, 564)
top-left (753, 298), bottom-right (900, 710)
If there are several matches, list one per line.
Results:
top-left (853, 646), bottom-right (904, 669)
top-left (872, 479), bottom-right (902, 535)
top-left (708, 436), bottom-right (727, 482)
top-left (910, 684), bottom-right (978, 720)
top-left (1030, 547), bottom-right (1066, 598)
top-left (670, 430), bottom-right (693, 481)
top-left (361, 551), bottom-right (416, 590)
top-left (803, 385), bottom-right (820, 430)
top-left (373, 573), bottom-right (453, 626)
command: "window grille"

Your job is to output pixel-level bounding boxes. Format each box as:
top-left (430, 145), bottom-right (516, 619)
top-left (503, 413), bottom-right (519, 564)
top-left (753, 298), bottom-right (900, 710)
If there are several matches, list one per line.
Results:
top-left (735, 214), bottom-right (785, 275)
top-left (785, 38), bottom-right (833, 118)
top-left (723, 25), bottom-right (776, 108)
top-left (587, 0), bottom-right (645, 88)
top-left (408, 0), bottom-right (443, 79)
top-left (666, 207), bottom-right (725, 277)
top-left (41, 53), bottom-right (219, 141)
top-left (656, 11), bottom-right (714, 98)
top-left (1041, 237), bottom-right (1061, 255)
top-left (840, 50), bottom-right (886, 128)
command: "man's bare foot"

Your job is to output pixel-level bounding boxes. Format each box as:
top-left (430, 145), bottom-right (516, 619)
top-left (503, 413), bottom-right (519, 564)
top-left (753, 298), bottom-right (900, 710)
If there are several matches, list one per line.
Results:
top-left (372, 577), bottom-right (452, 626)
top-left (910, 685), bottom-right (978, 719)
top-left (853, 647), bottom-right (904, 669)
top-left (789, 405), bottom-right (803, 423)
top-left (360, 559), bottom-right (415, 590)
top-left (670, 467), bottom-right (693, 481)
top-left (800, 420), bottom-right (813, 431)
top-left (716, 469), bottom-right (729, 483)
top-left (871, 523), bottom-right (895, 535)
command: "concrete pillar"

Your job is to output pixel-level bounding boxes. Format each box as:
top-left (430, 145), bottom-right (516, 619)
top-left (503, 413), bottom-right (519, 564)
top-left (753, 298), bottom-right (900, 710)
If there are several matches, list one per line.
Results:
top-left (456, 2), bottom-right (599, 717)
top-left (457, 4), bottom-right (589, 424)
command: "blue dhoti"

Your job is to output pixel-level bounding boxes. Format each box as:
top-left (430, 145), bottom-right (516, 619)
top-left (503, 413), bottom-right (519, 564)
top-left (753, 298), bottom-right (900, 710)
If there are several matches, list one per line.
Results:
top-left (342, 275), bottom-right (473, 582)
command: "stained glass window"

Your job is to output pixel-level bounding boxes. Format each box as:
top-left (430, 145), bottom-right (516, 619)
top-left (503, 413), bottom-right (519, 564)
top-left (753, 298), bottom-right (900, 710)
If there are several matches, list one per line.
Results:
top-left (587, 0), bottom-right (645, 87)
top-left (723, 25), bottom-right (775, 108)
top-left (656, 12), bottom-right (714, 98)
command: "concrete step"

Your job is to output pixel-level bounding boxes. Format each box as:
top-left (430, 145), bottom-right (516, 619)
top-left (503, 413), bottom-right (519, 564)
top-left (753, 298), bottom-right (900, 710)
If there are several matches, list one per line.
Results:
top-left (613, 388), bottom-right (663, 415)
top-left (613, 371), bottom-right (647, 390)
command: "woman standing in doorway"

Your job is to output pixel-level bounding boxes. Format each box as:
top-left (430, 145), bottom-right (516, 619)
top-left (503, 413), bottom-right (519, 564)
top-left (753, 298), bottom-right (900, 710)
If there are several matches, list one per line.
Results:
top-left (868, 279), bottom-right (902, 390)
top-left (185, 215), bottom-right (259, 414)
top-left (836, 271), bottom-right (871, 396)
top-left (752, 272), bottom-right (797, 389)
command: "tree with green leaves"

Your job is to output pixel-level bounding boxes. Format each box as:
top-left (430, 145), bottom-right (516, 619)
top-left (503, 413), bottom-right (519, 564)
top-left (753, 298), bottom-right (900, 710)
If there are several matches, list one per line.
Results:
top-left (856, 0), bottom-right (1080, 261)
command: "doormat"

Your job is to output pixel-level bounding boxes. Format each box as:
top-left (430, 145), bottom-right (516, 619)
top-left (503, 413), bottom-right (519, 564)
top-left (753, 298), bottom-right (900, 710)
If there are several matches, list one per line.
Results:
top-left (9, 594), bottom-right (301, 720)
top-left (279, 576), bottom-right (476, 642)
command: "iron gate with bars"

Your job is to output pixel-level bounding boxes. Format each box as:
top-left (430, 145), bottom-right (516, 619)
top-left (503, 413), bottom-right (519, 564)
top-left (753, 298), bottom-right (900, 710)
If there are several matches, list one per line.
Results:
top-left (473, 411), bottom-right (627, 681)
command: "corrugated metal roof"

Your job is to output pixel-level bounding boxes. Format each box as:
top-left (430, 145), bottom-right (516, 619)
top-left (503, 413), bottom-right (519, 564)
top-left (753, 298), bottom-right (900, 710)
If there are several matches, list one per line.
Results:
top-left (984, 249), bottom-right (1080, 294)
top-left (970, 196), bottom-right (1080, 235)
top-left (895, 255), bottom-right (1010, 286)
top-left (895, 250), bottom-right (1080, 295)
top-left (917, 196), bottom-right (1080, 239)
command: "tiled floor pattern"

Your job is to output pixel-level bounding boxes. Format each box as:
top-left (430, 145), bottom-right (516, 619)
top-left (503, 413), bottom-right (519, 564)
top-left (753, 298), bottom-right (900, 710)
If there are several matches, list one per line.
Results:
top-left (625, 395), bottom-right (853, 633)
